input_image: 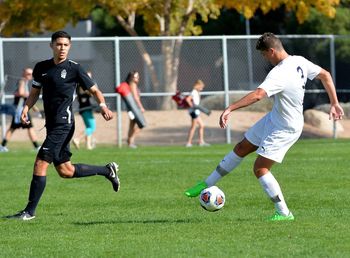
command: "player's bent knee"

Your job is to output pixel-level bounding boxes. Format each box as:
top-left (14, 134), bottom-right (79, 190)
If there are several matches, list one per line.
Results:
top-left (234, 139), bottom-right (257, 157)
top-left (253, 167), bottom-right (269, 178)
top-left (55, 166), bottom-right (74, 178)
top-left (57, 170), bottom-right (74, 178)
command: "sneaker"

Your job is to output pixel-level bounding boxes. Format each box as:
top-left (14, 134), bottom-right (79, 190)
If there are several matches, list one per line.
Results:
top-left (185, 143), bottom-right (192, 148)
top-left (91, 138), bottom-right (97, 149)
top-left (72, 138), bottom-right (80, 149)
top-left (5, 210), bottom-right (35, 221)
top-left (128, 143), bottom-right (137, 149)
top-left (0, 146), bottom-right (9, 152)
top-left (184, 181), bottom-right (208, 197)
top-left (106, 162), bottom-right (120, 192)
top-left (199, 142), bottom-right (210, 147)
top-left (268, 211), bottom-right (295, 221)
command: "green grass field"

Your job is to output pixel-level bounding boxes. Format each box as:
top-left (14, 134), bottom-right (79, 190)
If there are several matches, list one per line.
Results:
top-left (1, 139), bottom-right (350, 257)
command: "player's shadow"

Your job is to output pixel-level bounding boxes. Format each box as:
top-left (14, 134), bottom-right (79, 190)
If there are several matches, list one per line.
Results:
top-left (72, 218), bottom-right (201, 226)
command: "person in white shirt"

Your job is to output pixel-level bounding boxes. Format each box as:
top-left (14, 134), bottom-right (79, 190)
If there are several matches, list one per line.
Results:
top-left (185, 32), bottom-right (344, 221)
top-left (185, 79), bottom-right (210, 147)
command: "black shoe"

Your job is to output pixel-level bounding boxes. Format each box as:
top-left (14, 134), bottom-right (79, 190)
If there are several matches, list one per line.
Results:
top-left (5, 210), bottom-right (35, 221)
top-left (106, 162), bottom-right (120, 192)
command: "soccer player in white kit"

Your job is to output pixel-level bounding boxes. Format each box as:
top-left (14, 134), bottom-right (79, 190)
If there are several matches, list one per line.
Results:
top-left (185, 32), bottom-right (344, 221)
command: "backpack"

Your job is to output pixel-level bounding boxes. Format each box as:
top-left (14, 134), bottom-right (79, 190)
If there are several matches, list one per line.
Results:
top-left (172, 90), bottom-right (190, 108)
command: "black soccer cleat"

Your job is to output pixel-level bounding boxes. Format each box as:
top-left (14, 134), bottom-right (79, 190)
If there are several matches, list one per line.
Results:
top-left (105, 162), bottom-right (120, 192)
top-left (5, 210), bottom-right (35, 221)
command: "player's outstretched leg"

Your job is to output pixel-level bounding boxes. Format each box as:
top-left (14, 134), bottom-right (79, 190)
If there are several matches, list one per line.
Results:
top-left (105, 162), bottom-right (120, 192)
top-left (73, 162), bottom-right (120, 192)
top-left (185, 151), bottom-right (243, 197)
top-left (184, 181), bottom-right (207, 197)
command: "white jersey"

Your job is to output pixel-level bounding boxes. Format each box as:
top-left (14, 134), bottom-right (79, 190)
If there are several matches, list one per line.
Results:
top-left (189, 89), bottom-right (200, 114)
top-left (190, 89), bottom-right (200, 105)
top-left (258, 55), bottom-right (321, 131)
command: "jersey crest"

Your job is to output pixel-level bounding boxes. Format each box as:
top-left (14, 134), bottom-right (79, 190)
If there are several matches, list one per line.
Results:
top-left (61, 69), bottom-right (67, 79)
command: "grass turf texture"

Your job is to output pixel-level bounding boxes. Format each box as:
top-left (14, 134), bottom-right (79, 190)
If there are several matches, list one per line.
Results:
top-left (1, 139), bottom-right (350, 257)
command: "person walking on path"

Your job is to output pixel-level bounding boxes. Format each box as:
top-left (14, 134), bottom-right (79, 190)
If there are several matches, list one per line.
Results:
top-left (185, 79), bottom-right (210, 147)
top-left (0, 68), bottom-right (40, 152)
top-left (125, 71), bottom-right (145, 148)
top-left (72, 70), bottom-right (97, 150)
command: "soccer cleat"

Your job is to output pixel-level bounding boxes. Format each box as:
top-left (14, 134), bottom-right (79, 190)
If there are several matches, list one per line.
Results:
top-left (106, 162), bottom-right (120, 192)
top-left (128, 143), bottom-right (137, 149)
top-left (268, 211), bottom-right (295, 221)
top-left (0, 146), bottom-right (9, 152)
top-left (199, 142), bottom-right (210, 147)
top-left (184, 181), bottom-right (207, 197)
top-left (5, 210), bottom-right (35, 221)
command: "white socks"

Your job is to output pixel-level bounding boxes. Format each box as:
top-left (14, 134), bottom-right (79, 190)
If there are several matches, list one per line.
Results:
top-left (203, 150), bottom-right (290, 215)
top-left (205, 151), bottom-right (243, 186)
top-left (258, 172), bottom-right (290, 216)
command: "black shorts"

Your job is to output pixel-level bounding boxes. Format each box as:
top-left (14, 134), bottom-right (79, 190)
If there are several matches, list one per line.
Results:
top-left (10, 115), bottom-right (33, 129)
top-left (189, 109), bottom-right (200, 119)
top-left (38, 123), bottom-right (75, 166)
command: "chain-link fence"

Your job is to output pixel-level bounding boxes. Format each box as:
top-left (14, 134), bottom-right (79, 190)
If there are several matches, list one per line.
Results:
top-left (1, 35), bottom-right (349, 146)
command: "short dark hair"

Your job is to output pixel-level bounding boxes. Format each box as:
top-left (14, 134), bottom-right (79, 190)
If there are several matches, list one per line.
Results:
top-left (256, 32), bottom-right (283, 51)
top-left (125, 71), bottom-right (139, 84)
top-left (51, 31), bottom-right (71, 43)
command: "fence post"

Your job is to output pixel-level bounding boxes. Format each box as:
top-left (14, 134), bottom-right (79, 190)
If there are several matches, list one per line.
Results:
top-left (0, 38), bottom-right (6, 139)
top-left (114, 37), bottom-right (123, 148)
top-left (330, 35), bottom-right (337, 139)
top-left (116, 94), bottom-right (122, 148)
top-left (222, 36), bottom-right (231, 144)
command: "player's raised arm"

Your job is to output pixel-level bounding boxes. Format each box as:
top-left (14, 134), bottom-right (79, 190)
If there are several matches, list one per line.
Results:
top-left (316, 68), bottom-right (344, 120)
top-left (88, 85), bottom-right (113, 121)
top-left (219, 88), bottom-right (267, 128)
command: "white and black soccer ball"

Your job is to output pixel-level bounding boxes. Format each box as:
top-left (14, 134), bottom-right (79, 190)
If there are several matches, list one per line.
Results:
top-left (199, 186), bottom-right (225, 212)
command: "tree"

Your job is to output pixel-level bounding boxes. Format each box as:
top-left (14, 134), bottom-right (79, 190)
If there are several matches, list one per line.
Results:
top-left (91, 0), bottom-right (221, 109)
top-left (0, 0), bottom-right (95, 36)
top-left (88, 0), bottom-right (341, 109)
top-left (215, 0), bottom-right (339, 24)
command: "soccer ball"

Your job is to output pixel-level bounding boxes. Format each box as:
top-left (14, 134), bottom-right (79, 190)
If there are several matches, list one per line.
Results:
top-left (199, 186), bottom-right (225, 212)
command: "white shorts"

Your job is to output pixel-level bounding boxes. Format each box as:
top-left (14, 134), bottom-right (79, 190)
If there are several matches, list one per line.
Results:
top-left (244, 113), bottom-right (302, 163)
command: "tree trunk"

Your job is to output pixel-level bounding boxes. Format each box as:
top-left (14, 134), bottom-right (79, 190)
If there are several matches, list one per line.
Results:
top-left (160, 38), bottom-right (183, 110)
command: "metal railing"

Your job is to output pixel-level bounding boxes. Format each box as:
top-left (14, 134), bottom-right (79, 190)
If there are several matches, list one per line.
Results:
top-left (1, 35), bottom-right (349, 146)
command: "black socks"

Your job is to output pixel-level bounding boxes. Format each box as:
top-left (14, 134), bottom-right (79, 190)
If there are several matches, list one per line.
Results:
top-left (24, 175), bottom-right (46, 216)
top-left (73, 164), bottom-right (110, 178)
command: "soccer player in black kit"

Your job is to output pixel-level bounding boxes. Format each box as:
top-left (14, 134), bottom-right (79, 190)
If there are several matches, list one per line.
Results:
top-left (6, 31), bottom-right (120, 220)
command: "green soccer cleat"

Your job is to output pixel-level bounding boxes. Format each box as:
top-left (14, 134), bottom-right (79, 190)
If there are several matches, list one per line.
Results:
top-left (184, 181), bottom-right (208, 197)
top-left (268, 211), bottom-right (295, 221)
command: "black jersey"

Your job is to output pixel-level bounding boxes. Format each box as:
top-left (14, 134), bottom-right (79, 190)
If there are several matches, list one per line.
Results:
top-left (32, 58), bottom-right (94, 125)
top-left (76, 88), bottom-right (93, 114)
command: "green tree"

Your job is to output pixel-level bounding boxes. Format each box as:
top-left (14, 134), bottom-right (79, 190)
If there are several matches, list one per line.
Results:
top-left (0, 0), bottom-right (95, 36)
top-left (216, 0), bottom-right (339, 23)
